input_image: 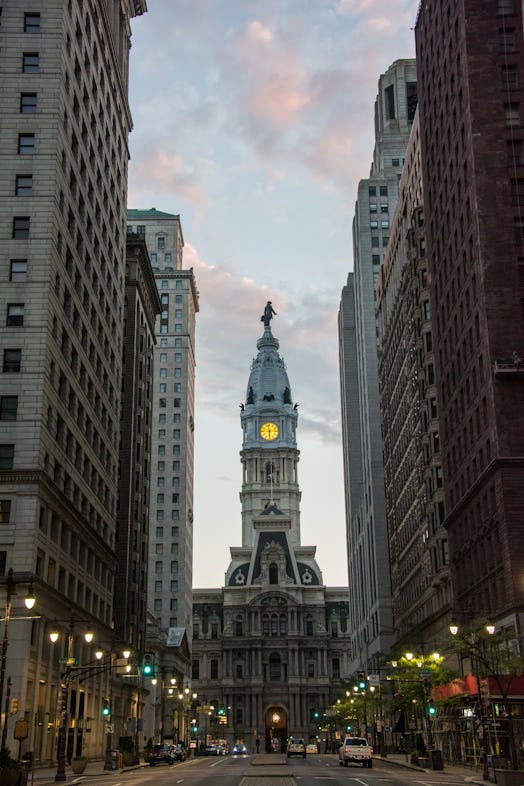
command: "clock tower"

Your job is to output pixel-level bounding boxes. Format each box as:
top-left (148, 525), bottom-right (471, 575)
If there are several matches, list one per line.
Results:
top-left (191, 305), bottom-right (350, 753)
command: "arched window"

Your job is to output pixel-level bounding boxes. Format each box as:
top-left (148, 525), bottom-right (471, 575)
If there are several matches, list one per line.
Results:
top-left (269, 563), bottom-right (278, 584)
top-left (269, 652), bottom-right (281, 681)
top-left (262, 614), bottom-right (269, 636)
top-left (271, 614), bottom-right (278, 636)
top-left (279, 613), bottom-right (287, 636)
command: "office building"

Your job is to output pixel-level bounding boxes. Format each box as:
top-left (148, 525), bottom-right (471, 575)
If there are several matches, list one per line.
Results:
top-left (376, 112), bottom-right (450, 647)
top-left (126, 209), bottom-right (198, 636)
top-left (338, 60), bottom-right (416, 672)
top-left (0, 0), bottom-right (146, 762)
top-left (415, 1), bottom-right (524, 630)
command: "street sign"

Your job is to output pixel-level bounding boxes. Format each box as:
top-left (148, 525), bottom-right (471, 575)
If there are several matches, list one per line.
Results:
top-left (420, 668), bottom-right (431, 677)
top-left (59, 657), bottom-right (78, 666)
top-left (105, 723), bottom-right (114, 734)
top-left (14, 720), bottom-right (28, 740)
top-left (368, 674), bottom-right (380, 687)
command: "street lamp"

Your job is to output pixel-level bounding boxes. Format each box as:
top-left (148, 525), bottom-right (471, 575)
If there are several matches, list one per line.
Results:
top-left (49, 617), bottom-right (94, 781)
top-left (0, 570), bottom-right (37, 750)
top-left (449, 621), bottom-right (495, 780)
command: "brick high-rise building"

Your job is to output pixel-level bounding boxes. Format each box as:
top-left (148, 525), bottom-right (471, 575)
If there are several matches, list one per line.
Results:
top-left (0, 0), bottom-right (146, 763)
top-left (415, 1), bottom-right (524, 630)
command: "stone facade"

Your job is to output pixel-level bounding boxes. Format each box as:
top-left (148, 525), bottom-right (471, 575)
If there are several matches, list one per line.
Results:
top-left (191, 313), bottom-right (350, 753)
top-left (126, 209), bottom-right (199, 639)
top-left (0, 0), bottom-right (146, 763)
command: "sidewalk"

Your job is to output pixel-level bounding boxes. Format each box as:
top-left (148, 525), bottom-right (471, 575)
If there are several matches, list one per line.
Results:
top-left (376, 752), bottom-right (487, 783)
top-left (24, 758), bottom-right (150, 785)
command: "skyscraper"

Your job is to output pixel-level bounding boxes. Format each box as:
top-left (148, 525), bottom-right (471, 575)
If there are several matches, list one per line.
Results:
top-left (415, 1), bottom-right (524, 629)
top-left (126, 209), bottom-right (198, 635)
top-left (338, 60), bottom-right (416, 672)
top-left (191, 307), bottom-right (350, 752)
top-left (0, 0), bottom-right (146, 761)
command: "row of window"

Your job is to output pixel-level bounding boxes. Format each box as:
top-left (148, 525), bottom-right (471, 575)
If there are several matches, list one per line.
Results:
top-left (191, 655), bottom-right (341, 682)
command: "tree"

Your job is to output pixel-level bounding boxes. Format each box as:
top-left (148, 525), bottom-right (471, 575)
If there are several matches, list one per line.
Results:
top-left (449, 619), bottom-right (524, 770)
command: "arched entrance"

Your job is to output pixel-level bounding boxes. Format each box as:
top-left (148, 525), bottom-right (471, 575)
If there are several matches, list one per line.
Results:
top-left (265, 706), bottom-right (288, 753)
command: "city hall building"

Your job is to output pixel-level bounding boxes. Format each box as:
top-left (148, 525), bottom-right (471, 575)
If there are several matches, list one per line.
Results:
top-left (191, 307), bottom-right (351, 753)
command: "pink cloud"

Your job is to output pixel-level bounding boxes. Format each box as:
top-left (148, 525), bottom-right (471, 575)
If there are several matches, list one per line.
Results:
top-left (129, 147), bottom-right (209, 209)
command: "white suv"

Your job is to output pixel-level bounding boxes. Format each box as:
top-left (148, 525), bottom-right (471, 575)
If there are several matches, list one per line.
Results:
top-left (287, 738), bottom-right (306, 758)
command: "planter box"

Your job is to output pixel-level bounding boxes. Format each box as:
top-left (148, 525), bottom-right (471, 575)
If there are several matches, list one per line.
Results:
top-left (71, 759), bottom-right (87, 774)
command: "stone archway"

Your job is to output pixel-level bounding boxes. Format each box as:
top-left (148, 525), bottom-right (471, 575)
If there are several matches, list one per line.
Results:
top-left (265, 705), bottom-right (288, 753)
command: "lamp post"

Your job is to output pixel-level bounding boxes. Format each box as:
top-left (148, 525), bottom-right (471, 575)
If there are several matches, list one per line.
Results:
top-left (50, 617), bottom-right (94, 781)
top-left (0, 570), bottom-right (36, 750)
top-left (449, 621), bottom-right (495, 780)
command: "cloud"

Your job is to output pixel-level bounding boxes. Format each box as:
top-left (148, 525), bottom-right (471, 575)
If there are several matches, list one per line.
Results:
top-left (185, 242), bottom-right (342, 445)
top-left (129, 147), bottom-right (209, 210)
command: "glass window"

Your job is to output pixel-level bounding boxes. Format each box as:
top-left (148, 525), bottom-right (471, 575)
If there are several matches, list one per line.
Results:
top-left (13, 217), bottom-right (30, 238)
top-left (174, 324), bottom-right (182, 333)
top-left (159, 383), bottom-right (166, 393)
top-left (161, 280), bottom-right (168, 289)
top-left (10, 260), bottom-right (28, 282)
top-left (22, 52), bottom-right (39, 72)
top-left (16, 175), bottom-right (33, 196)
top-left (3, 349), bottom-right (21, 372)
top-left (174, 383), bottom-right (181, 392)
top-left (175, 294), bottom-right (183, 303)
top-left (24, 13), bottom-right (40, 32)
top-left (0, 397), bottom-right (18, 421)
top-left (157, 236), bottom-right (165, 249)
top-left (0, 500), bottom-right (12, 524)
top-left (164, 252), bottom-right (172, 263)
top-left (20, 93), bottom-right (37, 113)
top-left (175, 280), bottom-right (183, 289)
top-left (18, 134), bottom-right (35, 154)
top-left (6, 304), bottom-right (24, 326)
top-left (160, 338), bottom-right (168, 347)
top-left (137, 225), bottom-right (145, 235)
top-left (0, 445), bottom-right (15, 470)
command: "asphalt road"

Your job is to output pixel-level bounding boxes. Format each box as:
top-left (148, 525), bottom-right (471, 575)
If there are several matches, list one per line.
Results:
top-left (66, 754), bottom-right (474, 786)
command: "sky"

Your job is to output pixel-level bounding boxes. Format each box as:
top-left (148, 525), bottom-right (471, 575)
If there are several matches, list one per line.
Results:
top-left (127, 0), bottom-right (419, 589)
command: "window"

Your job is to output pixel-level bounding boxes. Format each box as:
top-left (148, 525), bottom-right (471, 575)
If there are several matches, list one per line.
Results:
top-left (161, 279), bottom-right (168, 289)
top-left (371, 236), bottom-right (379, 248)
top-left (175, 280), bottom-right (183, 289)
top-left (170, 580), bottom-right (178, 592)
top-left (392, 158), bottom-right (400, 166)
top-left (505, 102), bottom-right (520, 126)
top-left (13, 217), bottom-right (30, 238)
top-left (211, 623), bottom-right (218, 639)
top-left (507, 139), bottom-right (523, 165)
top-left (385, 84), bottom-right (395, 119)
top-left (269, 563), bottom-right (278, 584)
top-left (174, 368), bottom-right (181, 377)
top-left (16, 175), bottom-right (33, 196)
top-left (137, 224), bottom-right (145, 235)
top-left (498, 0), bottom-right (514, 14)
top-left (24, 13), bottom-right (40, 32)
top-left (0, 500), bottom-right (11, 524)
top-left (210, 659), bottom-right (218, 679)
top-left (10, 260), bottom-right (28, 282)
top-left (332, 658), bottom-right (340, 678)
top-left (269, 653), bottom-right (281, 681)
top-left (368, 186), bottom-right (376, 197)
top-left (235, 616), bottom-right (243, 636)
top-left (22, 52), bottom-right (39, 72)
top-left (3, 350), bottom-right (21, 372)
top-left (18, 134), bottom-right (35, 155)
top-left (503, 64), bottom-right (519, 90)
top-left (236, 663), bottom-right (243, 678)
top-left (6, 305), bottom-right (24, 326)
top-left (159, 383), bottom-right (166, 393)
top-left (174, 324), bottom-right (182, 333)
top-left (0, 445), bottom-right (14, 470)
top-left (174, 383), bottom-right (181, 392)
top-left (379, 185), bottom-right (388, 196)
top-left (20, 93), bottom-right (37, 113)
top-left (307, 662), bottom-right (315, 677)
top-left (154, 580), bottom-right (162, 593)
top-left (0, 397), bottom-right (18, 421)
top-left (192, 659), bottom-right (199, 678)
top-left (157, 236), bottom-right (165, 249)
top-left (164, 252), bottom-right (172, 263)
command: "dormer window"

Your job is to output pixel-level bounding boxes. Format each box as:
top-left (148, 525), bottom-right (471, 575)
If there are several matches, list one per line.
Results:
top-left (269, 563), bottom-right (278, 584)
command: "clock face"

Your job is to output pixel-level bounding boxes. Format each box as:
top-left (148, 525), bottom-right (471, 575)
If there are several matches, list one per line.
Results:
top-left (260, 421), bottom-right (279, 441)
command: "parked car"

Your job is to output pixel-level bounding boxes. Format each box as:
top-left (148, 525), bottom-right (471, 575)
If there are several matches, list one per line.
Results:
top-left (232, 743), bottom-right (247, 755)
top-left (338, 737), bottom-right (373, 768)
top-left (171, 745), bottom-right (186, 762)
top-left (306, 743), bottom-right (319, 754)
top-left (287, 738), bottom-right (306, 758)
top-left (149, 744), bottom-right (176, 766)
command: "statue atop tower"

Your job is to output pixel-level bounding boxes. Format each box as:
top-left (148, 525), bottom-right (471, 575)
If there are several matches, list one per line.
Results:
top-left (261, 300), bottom-right (277, 328)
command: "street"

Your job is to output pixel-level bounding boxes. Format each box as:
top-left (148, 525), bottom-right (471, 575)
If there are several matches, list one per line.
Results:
top-left (63, 755), bottom-right (475, 786)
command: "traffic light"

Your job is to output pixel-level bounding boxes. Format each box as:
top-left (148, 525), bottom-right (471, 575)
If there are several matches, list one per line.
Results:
top-left (10, 698), bottom-right (18, 715)
top-left (346, 724), bottom-right (352, 731)
top-left (217, 707), bottom-right (226, 716)
top-left (357, 671), bottom-right (367, 690)
top-left (428, 700), bottom-right (437, 716)
top-left (102, 698), bottom-right (111, 717)
top-left (141, 652), bottom-right (155, 676)
top-left (310, 708), bottom-right (320, 721)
